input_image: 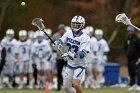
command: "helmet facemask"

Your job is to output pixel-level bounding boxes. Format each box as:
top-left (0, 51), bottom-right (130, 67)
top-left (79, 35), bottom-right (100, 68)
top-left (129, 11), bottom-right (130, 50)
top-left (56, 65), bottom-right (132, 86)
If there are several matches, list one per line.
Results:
top-left (95, 29), bottom-right (103, 40)
top-left (6, 29), bottom-right (14, 41)
top-left (6, 34), bottom-right (14, 41)
top-left (19, 30), bottom-right (27, 42)
top-left (20, 35), bottom-right (27, 41)
top-left (95, 34), bottom-right (103, 40)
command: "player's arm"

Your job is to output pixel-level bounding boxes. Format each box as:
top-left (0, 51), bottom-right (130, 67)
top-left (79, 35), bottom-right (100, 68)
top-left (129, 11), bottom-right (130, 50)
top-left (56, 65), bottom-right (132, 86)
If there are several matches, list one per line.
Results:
top-left (52, 31), bottom-right (68, 51)
top-left (78, 38), bottom-right (90, 59)
top-left (102, 40), bottom-right (110, 62)
top-left (14, 40), bottom-right (19, 61)
top-left (0, 47), bottom-right (6, 74)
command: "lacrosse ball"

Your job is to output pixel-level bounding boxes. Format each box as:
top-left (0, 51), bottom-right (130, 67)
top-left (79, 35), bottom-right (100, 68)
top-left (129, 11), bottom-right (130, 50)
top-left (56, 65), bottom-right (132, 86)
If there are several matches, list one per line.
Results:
top-left (21, 2), bottom-right (26, 6)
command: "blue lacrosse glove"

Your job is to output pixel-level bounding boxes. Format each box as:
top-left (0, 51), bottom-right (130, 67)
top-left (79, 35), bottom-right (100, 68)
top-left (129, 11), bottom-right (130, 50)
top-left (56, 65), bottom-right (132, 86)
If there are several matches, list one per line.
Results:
top-left (52, 40), bottom-right (62, 51)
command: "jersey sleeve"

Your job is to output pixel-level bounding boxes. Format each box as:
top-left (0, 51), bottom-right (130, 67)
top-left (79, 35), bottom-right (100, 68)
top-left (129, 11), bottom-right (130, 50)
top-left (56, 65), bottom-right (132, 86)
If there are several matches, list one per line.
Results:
top-left (59, 31), bottom-right (69, 44)
top-left (103, 39), bottom-right (110, 52)
top-left (90, 37), bottom-right (98, 52)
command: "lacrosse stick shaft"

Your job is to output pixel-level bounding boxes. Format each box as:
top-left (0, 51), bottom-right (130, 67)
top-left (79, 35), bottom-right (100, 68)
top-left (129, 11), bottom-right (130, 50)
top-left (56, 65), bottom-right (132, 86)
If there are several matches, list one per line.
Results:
top-left (42, 29), bottom-right (55, 45)
top-left (42, 29), bottom-right (64, 55)
top-left (130, 24), bottom-right (140, 31)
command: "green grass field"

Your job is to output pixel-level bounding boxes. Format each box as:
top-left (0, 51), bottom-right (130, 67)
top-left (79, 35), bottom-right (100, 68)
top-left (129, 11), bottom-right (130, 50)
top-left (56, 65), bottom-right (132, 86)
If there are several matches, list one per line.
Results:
top-left (0, 88), bottom-right (136, 93)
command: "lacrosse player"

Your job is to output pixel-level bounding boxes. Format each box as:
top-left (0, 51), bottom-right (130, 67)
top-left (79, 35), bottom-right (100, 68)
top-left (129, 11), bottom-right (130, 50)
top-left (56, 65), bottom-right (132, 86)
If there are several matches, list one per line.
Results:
top-left (1, 29), bottom-right (17, 89)
top-left (83, 26), bottom-right (99, 89)
top-left (28, 31), bottom-right (38, 87)
top-left (44, 28), bottom-right (53, 89)
top-left (31, 31), bottom-right (52, 89)
top-left (53, 15), bottom-right (90, 93)
top-left (94, 29), bottom-right (110, 88)
top-left (15, 30), bottom-right (34, 89)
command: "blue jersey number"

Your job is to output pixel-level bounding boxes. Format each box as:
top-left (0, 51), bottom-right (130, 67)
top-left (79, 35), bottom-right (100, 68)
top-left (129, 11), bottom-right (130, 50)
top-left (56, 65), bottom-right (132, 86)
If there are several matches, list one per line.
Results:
top-left (22, 47), bottom-right (26, 54)
top-left (7, 47), bottom-right (11, 53)
top-left (98, 43), bottom-right (102, 52)
top-left (67, 43), bottom-right (79, 53)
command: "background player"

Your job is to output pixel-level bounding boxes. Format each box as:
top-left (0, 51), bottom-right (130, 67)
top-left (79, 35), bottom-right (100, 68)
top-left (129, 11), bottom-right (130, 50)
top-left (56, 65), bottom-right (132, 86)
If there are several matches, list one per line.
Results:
top-left (31, 31), bottom-right (52, 89)
top-left (94, 29), bottom-right (110, 88)
top-left (1, 29), bottom-right (17, 89)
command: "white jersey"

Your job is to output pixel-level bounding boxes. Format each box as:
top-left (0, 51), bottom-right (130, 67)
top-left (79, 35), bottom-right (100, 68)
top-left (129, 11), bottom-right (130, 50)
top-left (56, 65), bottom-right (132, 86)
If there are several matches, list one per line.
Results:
top-left (1, 38), bottom-right (17, 61)
top-left (16, 40), bottom-right (30, 61)
top-left (96, 39), bottom-right (110, 58)
top-left (86, 36), bottom-right (98, 63)
top-left (60, 30), bottom-right (90, 67)
top-left (31, 39), bottom-right (52, 59)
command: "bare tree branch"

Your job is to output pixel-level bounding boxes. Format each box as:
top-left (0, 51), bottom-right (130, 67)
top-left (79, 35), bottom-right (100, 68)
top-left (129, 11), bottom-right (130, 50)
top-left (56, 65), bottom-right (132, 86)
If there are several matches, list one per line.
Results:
top-left (0, 0), bottom-right (10, 32)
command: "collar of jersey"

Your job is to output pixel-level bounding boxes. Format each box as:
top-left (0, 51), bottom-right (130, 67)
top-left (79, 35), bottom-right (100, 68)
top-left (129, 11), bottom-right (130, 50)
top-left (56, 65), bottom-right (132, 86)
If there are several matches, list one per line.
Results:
top-left (72, 29), bottom-right (83, 38)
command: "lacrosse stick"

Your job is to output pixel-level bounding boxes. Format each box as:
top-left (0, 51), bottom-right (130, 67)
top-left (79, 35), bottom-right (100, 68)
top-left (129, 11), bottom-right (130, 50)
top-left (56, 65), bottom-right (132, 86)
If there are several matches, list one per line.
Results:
top-left (31, 18), bottom-right (64, 55)
top-left (115, 13), bottom-right (140, 31)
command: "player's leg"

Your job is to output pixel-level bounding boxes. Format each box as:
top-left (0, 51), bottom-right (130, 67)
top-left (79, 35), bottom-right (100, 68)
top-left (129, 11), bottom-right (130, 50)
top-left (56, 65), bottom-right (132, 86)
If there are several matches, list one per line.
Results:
top-left (96, 63), bottom-right (105, 88)
top-left (39, 59), bottom-right (46, 89)
top-left (56, 59), bottom-right (64, 90)
top-left (0, 74), bottom-right (3, 89)
top-left (27, 61), bottom-right (34, 89)
top-left (73, 68), bottom-right (85, 93)
top-left (18, 61), bottom-right (26, 89)
top-left (84, 63), bottom-right (92, 88)
top-left (45, 61), bottom-right (53, 89)
top-left (7, 61), bottom-right (14, 89)
top-left (63, 67), bottom-right (76, 93)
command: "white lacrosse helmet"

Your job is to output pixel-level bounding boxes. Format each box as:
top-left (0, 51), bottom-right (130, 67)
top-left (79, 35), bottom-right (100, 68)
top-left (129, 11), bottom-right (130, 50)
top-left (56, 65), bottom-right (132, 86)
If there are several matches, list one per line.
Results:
top-left (36, 30), bottom-right (44, 42)
top-left (44, 28), bottom-right (52, 36)
top-left (19, 30), bottom-right (27, 41)
top-left (6, 29), bottom-right (15, 40)
top-left (36, 30), bottom-right (44, 37)
top-left (95, 29), bottom-right (103, 40)
top-left (6, 29), bottom-right (14, 35)
top-left (85, 26), bottom-right (94, 36)
top-left (28, 31), bottom-right (36, 39)
top-left (71, 15), bottom-right (85, 34)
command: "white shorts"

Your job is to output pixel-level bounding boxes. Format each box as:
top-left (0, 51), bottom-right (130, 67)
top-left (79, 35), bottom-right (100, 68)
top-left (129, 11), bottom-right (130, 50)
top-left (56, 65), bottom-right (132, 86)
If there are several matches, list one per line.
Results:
top-left (3, 61), bottom-right (14, 76)
top-left (97, 63), bottom-right (105, 72)
top-left (45, 61), bottom-right (52, 70)
top-left (35, 58), bottom-right (47, 70)
top-left (19, 61), bottom-right (29, 74)
top-left (63, 65), bottom-right (85, 80)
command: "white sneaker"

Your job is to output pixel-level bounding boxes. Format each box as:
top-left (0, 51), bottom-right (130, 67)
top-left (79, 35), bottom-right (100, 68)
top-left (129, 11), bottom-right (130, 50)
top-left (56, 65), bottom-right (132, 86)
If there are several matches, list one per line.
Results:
top-left (35, 85), bottom-right (39, 89)
top-left (96, 84), bottom-right (101, 89)
top-left (136, 86), bottom-right (140, 91)
top-left (84, 83), bottom-right (88, 88)
top-left (48, 84), bottom-right (53, 90)
top-left (8, 84), bottom-right (13, 89)
top-left (18, 85), bottom-right (23, 89)
top-left (27, 85), bottom-right (33, 89)
top-left (90, 84), bottom-right (97, 89)
top-left (127, 85), bottom-right (137, 91)
top-left (0, 85), bottom-right (3, 89)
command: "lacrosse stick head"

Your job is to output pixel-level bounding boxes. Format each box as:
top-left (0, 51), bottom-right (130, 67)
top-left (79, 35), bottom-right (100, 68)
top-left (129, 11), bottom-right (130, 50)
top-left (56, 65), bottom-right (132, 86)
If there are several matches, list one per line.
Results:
top-left (32, 18), bottom-right (45, 30)
top-left (115, 13), bottom-right (131, 25)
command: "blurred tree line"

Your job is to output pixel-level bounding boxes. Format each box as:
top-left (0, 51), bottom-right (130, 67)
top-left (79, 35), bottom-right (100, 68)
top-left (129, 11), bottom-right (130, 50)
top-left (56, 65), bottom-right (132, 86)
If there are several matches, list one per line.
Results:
top-left (0, 0), bottom-right (140, 65)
